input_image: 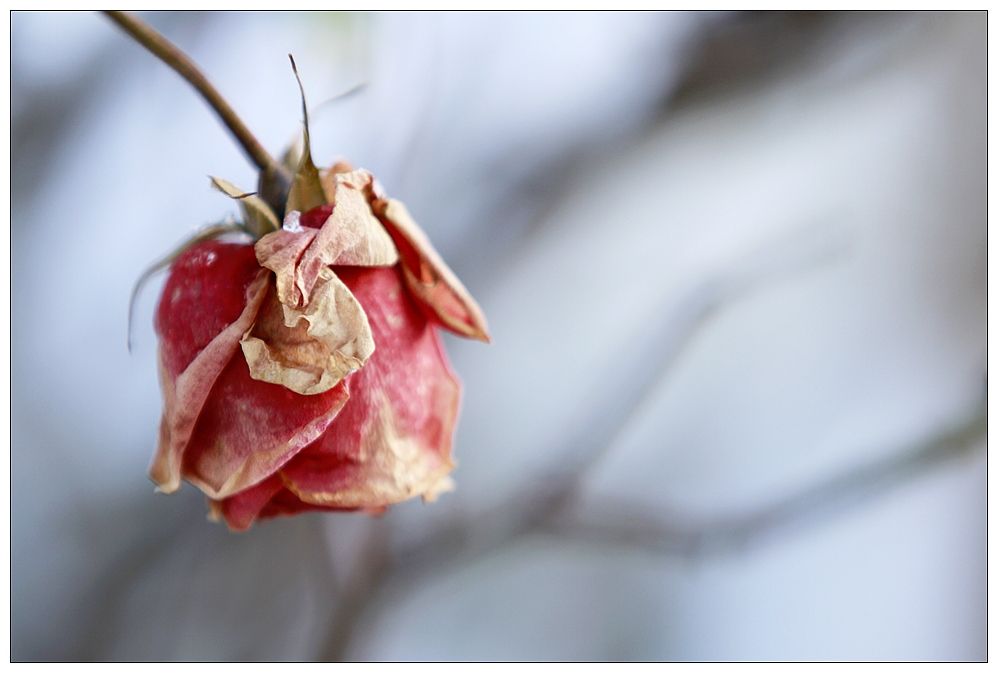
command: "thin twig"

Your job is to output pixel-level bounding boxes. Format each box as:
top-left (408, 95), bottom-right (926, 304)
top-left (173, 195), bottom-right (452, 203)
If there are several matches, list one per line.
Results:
top-left (316, 524), bottom-right (393, 662)
top-left (542, 400), bottom-right (987, 557)
top-left (103, 11), bottom-right (291, 192)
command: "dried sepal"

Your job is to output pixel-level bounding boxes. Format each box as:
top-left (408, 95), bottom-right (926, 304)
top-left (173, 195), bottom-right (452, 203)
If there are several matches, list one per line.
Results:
top-left (285, 57), bottom-right (327, 215)
top-left (286, 133), bottom-right (325, 215)
top-left (210, 176), bottom-right (280, 238)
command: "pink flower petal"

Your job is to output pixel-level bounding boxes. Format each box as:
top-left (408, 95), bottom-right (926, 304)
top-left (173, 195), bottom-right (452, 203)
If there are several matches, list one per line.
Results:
top-left (180, 348), bottom-right (350, 500)
top-left (275, 265), bottom-right (460, 510)
top-left (149, 242), bottom-right (269, 494)
top-left (206, 475), bottom-right (286, 532)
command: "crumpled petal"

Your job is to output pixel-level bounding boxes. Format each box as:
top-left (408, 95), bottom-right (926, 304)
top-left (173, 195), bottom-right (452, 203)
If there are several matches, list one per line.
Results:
top-left (255, 169), bottom-right (399, 309)
top-left (208, 265), bottom-right (460, 529)
top-left (374, 196), bottom-right (491, 342)
top-left (315, 170), bottom-right (399, 267)
top-left (243, 169), bottom-right (401, 396)
top-left (319, 161), bottom-right (356, 191)
top-left (253, 224), bottom-right (318, 309)
top-left (240, 266), bottom-right (374, 395)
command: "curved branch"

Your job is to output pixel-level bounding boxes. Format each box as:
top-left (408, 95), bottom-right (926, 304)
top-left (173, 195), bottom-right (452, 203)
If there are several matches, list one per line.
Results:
top-left (104, 11), bottom-right (291, 194)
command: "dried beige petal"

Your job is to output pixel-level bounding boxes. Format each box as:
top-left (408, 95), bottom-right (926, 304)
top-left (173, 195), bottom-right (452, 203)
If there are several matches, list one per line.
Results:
top-left (309, 170), bottom-right (399, 266)
top-left (240, 267), bottom-right (374, 395)
top-left (254, 170), bottom-right (398, 309)
top-left (255, 226), bottom-right (319, 308)
top-left (318, 161), bottom-right (355, 197)
top-left (376, 198), bottom-right (490, 342)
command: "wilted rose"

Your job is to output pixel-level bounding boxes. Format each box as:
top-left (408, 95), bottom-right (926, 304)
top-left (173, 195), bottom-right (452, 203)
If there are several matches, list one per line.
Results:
top-left (149, 165), bottom-right (489, 531)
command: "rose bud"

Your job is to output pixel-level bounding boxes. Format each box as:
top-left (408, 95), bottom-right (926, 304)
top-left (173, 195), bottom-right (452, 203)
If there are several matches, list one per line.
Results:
top-left (107, 15), bottom-right (490, 530)
top-left (148, 158), bottom-right (489, 531)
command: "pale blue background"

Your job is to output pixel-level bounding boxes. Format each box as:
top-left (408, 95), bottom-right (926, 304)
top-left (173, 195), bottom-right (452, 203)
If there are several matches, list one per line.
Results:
top-left (10, 11), bottom-right (986, 661)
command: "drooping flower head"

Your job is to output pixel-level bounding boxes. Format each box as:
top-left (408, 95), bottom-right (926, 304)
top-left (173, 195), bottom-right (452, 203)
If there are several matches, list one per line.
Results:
top-left (145, 65), bottom-right (488, 531)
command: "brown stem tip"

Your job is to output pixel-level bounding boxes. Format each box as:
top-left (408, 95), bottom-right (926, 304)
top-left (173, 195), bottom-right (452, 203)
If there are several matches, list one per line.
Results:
top-left (103, 11), bottom-right (292, 194)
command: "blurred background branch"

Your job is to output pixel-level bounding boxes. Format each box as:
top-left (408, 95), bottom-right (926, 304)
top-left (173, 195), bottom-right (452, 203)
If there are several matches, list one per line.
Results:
top-left (543, 400), bottom-right (986, 559)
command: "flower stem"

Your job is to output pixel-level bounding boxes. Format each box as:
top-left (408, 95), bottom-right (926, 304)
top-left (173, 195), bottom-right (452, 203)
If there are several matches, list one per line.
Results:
top-left (104, 11), bottom-right (292, 195)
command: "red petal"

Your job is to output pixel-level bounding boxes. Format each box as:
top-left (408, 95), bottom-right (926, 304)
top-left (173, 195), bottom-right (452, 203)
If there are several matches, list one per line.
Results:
top-left (155, 241), bottom-right (261, 378)
top-left (275, 265), bottom-right (460, 509)
top-left (207, 475), bottom-right (286, 532)
top-left (150, 242), bottom-right (269, 493)
top-left (239, 267), bottom-right (375, 396)
top-left (181, 346), bottom-right (350, 499)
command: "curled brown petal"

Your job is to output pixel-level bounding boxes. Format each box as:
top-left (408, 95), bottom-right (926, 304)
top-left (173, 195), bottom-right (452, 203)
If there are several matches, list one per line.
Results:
top-left (375, 197), bottom-right (490, 342)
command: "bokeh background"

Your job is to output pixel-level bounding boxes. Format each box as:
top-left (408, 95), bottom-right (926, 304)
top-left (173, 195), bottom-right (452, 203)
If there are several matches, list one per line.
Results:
top-left (10, 11), bottom-right (987, 661)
